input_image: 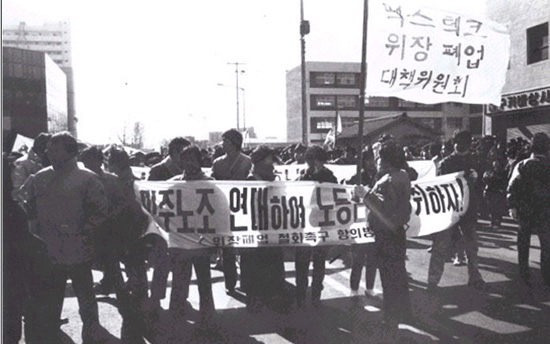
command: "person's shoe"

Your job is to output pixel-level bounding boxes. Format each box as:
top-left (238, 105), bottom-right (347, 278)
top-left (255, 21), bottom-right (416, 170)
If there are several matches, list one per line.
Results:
top-left (350, 288), bottom-right (360, 297)
top-left (364, 288), bottom-right (379, 297)
top-left (453, 257), bottom-right (466, 266)
top-left (426, 283), bottom-right (439, 294)
top-left (427, 246), bottom-right (433, 253)
top-left (468, 279), bottom-right (486, 291)
top-left (225, 287), bottom-right (236, 296)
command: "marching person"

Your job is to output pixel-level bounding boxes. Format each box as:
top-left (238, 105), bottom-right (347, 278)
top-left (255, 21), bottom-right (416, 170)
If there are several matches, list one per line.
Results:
top-left (169, 145), bottom-right (216, 325)
top-left (211, 129), bottom-right (253, 294)
top-left (295, 145), bottom-right (337, 308)
top-left (354, 139), bottom-right (413, 336)
top-left (148, 137), bottom-right (191, 308)
top-left (345, 147), bottom-right (380, 297)
top-left (11, 132), bottom-right (51, 201)
top-left (507, 132), bottom-right (550, 287)
top-left (427, 130), bottom-right (486, 292)
top-left (20, 132), bottom-right (108, 343)
top-left (240, 145), bottom-right (288, 312)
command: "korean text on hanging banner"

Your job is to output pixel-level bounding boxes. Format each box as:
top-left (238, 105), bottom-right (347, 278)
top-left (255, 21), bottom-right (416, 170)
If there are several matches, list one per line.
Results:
top-left (135, 172), bottom-right (469, 249)
top-left (366, 0), bottom-right (510, 105)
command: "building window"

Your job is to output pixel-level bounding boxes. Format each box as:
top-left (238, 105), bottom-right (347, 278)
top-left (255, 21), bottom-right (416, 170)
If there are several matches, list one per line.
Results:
top-left (366, 97), bottom-right (390, 108)
top-left (310, 117), bottom-right (335, 133)
top-left (527, 22), bottom-right (549, 64)
top-left (310, 72), bottom-right (336, 87)
top-left (469, 104), bottom-right (483, 113)
top-left (311, 95), bottom-right (336, 109)
top-left (336, 73), bottom-right (357, 87)
top-left (337, 95), bottom-right (359, 110)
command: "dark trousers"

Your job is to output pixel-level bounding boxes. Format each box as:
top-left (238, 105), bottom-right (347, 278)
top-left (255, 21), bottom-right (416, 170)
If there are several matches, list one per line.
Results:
top-left (518, 222), bottom-right (550, 286)
top-left (170, 252), bottom-right (214, 313)
top-left (350, 243), bottom-right (377, 291)
top-left (3, 246), bottom-right (27, 343)
top-left (517, 224), bottom-right (532, 280)
top-left (295, 247), bottom-right (329, 303)
top-left (222, 248), bottom-right (238, 291)
top-left (375, 230), bottom-right (412, 326)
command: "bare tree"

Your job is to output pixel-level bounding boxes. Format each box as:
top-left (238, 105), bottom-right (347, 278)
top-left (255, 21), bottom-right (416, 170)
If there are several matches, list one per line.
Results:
top-left (118, 121), bottom-right (145, 149)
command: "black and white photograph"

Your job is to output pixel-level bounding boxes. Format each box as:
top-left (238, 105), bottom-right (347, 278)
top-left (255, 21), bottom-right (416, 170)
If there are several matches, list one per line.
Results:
top-left (2, 0), bottom-right (550, 343)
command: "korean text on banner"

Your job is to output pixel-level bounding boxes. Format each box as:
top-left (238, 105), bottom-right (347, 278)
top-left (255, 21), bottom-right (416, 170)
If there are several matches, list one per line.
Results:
top-left (135, 172), bottom-right (468, 249)
top-left (366, 0), bottom-right (510, 105)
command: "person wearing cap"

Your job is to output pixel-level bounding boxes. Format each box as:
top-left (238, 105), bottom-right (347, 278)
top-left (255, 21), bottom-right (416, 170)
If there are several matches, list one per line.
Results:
top-left (212, 129), bottom-right (253, 294)
top-left (507, 132), bottom-right (550, 287)
top-left (239, 145), bottom-right (288, 312)
top-left (295, 145), bottom-right (337, 308)
top-left (427, 130), bottom-right (486, 292)
top-left (11, 132), bottom-right (51, 201)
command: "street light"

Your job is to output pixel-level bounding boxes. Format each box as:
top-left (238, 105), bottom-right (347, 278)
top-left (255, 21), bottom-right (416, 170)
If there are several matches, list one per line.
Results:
top-left (216, 83), bottom-right (246, 131)
top-left (227, 63), bottom-right (246, 131)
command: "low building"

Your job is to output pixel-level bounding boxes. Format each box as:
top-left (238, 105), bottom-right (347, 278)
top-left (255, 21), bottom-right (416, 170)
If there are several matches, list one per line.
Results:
top-left (483, 0), bottom-right (550, 140)
top-left (286, 61), bottom-right (482, 145)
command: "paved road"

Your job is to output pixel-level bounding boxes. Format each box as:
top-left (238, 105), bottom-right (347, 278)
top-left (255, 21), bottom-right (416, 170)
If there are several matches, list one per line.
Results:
top-left (20, 217), bottom-right (550, 343)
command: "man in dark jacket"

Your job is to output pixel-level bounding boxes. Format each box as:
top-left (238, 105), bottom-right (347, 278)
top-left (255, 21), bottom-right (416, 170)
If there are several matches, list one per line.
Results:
top-left (427, 130), bottom-right (486, 292)
top-left (507, 132), bottom-right (550, 287)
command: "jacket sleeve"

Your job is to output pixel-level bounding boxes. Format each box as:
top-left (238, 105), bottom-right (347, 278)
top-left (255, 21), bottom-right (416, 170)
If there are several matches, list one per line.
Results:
top-left (11, 160), bottom-right (30, 200)
top-left (506, 161), bottom-right (524, 210)
top-left (82, 177), bottom-right (108, 233)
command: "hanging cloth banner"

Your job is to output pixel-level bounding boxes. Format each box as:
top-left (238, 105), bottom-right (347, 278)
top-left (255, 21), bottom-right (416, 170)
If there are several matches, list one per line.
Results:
top-left (135, 171), bottom-right (469, 249)
top-left (365, 0), bottom-right (510, 105)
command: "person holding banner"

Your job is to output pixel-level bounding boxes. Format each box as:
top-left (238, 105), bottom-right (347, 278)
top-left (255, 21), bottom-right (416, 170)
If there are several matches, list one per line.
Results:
top-left (507, 132), bottom-right (550, 288)
top-left (345, 147), bottom-right (380, 297)
top-left (295, 145), bottom-right (338, 308)
top-left (212, 129), bottom-right (253, 295)
top-left (427, 130), bottom-right (486, 292)
top-left (148, 137), bottom-right (191, 308)
top-left (239, 145), bottom-right (289, 313)
top-left (354, 140), bottom-right (412, 333)
top-left (168, 145), bottom-right (217, 324)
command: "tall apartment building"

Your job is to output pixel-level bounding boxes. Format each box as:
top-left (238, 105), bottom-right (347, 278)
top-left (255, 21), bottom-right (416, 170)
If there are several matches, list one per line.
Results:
top-left (483, 0), bottom-right (550, 140)
top-left (286, 62), bottom-right (482, 145)
top-left (3, 21), bottom-right (77, 137)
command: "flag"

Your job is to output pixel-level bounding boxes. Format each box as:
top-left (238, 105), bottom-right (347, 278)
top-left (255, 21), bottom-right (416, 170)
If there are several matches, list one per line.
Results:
top-left (324, 128), bottom-right (336, 150)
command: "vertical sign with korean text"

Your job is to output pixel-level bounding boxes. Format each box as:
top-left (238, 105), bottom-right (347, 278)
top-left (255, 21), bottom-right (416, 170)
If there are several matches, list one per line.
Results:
top-left (366, 0), bottom-right (510, 105)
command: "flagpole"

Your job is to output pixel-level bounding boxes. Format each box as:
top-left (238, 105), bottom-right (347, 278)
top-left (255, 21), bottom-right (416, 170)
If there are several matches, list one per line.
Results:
top-left (356, 0), bottom-right (369, 185)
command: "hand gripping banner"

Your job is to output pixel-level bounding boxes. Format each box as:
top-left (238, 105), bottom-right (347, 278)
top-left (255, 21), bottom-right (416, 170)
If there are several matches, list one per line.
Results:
top-left (135, 172), bottom-right (469, 249)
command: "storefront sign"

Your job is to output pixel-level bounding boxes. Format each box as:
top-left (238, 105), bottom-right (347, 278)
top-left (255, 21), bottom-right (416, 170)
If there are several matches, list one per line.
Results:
top-left (486, 86), bottom-right (550, 115)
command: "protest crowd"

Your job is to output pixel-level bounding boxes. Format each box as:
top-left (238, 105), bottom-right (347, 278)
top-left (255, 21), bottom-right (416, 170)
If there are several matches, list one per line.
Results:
top-left (3, 127), bottom-right (550, 344)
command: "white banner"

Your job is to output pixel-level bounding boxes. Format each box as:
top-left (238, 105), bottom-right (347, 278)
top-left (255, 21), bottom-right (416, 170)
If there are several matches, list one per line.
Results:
top-left (135, 172), bottom-right (468, 249)
top-left (366, 0), bottom-right (510, 105)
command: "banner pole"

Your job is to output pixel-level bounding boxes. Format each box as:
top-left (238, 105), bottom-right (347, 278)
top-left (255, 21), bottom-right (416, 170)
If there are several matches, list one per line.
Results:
top-left (356, 0), bottom-right (369, 185)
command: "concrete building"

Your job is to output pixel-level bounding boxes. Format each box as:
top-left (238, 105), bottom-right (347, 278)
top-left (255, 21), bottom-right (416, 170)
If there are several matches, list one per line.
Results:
top-left (286, 62), bottom-right (482, 145)
top-left (3, 21), bottom-right (77, 137)
top-left (3, 47), bottom-right (68, 144)
top-left (483, 0), bottom-right (550, 140)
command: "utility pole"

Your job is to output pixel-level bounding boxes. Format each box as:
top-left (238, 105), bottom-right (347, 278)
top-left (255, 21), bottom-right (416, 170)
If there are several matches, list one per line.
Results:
top-left (227, 62), bottom-right (245, 131)
top-left (356, 0), bottom-right (369, 184)
top-left (300, 0), bottom-right (310, 144)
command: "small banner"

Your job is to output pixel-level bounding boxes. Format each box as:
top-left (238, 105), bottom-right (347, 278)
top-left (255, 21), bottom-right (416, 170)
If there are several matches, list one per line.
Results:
top-left (366, 0), bottom-right (510, 105)
top-left (135, 172), bottom-right (468, 249)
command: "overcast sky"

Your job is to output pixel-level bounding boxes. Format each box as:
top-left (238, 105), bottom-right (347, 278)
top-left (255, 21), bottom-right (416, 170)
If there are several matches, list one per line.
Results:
top-left (3, 0), bottom-right (487, 148)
